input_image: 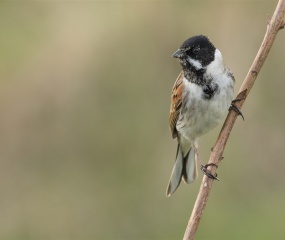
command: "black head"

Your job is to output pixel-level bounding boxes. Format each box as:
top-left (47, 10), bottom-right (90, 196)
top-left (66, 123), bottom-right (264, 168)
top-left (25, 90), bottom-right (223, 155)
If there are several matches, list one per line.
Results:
top-left (172, 35), bottom-right (216, 70)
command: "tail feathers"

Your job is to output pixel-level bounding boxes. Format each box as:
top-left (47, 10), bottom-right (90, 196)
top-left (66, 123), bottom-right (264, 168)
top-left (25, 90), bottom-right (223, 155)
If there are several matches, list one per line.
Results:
top-left (166, 145), bottom-right (197, 197)
top-left (166, 146), bottom-right (183, 197)
top-left (182, 147), bottom-right (197, 183)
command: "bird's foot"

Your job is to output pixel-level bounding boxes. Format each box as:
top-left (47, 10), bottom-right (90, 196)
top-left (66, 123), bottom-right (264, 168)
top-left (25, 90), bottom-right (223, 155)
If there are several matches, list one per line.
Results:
top-left (200, 163), bottom-right (220, 181)
top-left (230, 99), bottom-right (244, 120)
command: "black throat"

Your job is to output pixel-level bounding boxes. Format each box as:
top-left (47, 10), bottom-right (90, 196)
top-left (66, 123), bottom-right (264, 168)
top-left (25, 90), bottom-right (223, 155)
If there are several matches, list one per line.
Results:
top-left (180, 59), bottom-right (208, 86)
top-left (180, 60), bottom-right (219, 100)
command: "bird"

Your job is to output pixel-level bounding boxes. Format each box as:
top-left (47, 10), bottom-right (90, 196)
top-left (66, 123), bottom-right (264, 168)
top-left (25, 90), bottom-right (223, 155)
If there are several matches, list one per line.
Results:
top-left (166, 35), bottom-right (236, 197)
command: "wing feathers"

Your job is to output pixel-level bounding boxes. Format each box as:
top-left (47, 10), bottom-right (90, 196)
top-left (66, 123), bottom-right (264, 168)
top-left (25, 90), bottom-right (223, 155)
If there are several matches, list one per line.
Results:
top-left (169, 72), bottom-right (184, 139)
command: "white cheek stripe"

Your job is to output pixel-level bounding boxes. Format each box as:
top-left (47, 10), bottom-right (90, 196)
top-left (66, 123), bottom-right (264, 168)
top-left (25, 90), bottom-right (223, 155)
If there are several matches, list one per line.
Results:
top-left (187, 57), bottom-right (202, 70)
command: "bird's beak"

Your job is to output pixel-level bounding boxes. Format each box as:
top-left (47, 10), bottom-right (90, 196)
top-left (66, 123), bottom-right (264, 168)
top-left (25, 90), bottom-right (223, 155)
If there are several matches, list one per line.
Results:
top-left (172, 49), bottom-right (184, 58)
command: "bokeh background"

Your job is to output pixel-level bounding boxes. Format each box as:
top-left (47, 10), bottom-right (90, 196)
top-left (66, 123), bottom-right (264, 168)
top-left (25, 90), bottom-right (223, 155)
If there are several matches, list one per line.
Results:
top-left (1, 1), bottom-right (285, 239)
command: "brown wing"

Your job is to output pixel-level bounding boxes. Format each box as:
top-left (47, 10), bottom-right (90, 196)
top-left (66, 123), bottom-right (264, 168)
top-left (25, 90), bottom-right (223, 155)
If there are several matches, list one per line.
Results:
top-left (169, 72), bottom-right (184, 139)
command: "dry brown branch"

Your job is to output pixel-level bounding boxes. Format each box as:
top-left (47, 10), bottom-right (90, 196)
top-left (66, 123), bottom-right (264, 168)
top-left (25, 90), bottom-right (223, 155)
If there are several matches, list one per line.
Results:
top-left (183, 1), bottom-right (285, 239)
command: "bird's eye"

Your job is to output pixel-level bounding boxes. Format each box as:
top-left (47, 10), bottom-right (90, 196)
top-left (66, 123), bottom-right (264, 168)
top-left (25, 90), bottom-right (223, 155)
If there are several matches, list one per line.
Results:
top-left (193, 46), bottom-right (200, 54)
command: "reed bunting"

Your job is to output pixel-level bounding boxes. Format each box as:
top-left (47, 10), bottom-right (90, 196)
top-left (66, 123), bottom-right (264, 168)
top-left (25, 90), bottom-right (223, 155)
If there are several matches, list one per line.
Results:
top-left (166, 35), bottom-right (236, 196)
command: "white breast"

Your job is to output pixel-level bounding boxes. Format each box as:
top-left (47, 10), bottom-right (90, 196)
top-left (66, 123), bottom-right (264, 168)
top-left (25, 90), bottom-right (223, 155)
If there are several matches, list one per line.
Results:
top-left (176, 52), bottom-right (234, 141)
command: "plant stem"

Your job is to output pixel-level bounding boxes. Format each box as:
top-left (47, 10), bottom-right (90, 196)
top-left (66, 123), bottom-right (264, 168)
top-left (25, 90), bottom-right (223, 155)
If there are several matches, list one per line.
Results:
top-left (183, 1), bottom-right (285, 239)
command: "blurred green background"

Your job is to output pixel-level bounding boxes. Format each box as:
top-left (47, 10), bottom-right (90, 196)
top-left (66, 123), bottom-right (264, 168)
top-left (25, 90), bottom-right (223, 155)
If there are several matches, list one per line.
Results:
top-left (1, 1), bottom-right (285, 239)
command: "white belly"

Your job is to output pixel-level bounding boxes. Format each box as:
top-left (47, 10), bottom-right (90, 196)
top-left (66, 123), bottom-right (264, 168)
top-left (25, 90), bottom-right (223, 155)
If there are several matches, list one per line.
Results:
top-left (177, 78), bottom-right (233, 141)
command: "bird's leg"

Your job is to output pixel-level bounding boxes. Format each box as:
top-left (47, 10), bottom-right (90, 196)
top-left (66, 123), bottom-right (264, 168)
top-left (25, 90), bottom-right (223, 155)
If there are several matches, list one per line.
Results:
top-left (193, 144), bottom-right (202, 166)
top-left (193, 145), bottom-right (220, 181)
top-left (230, 98), bottom-right (244, 120)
